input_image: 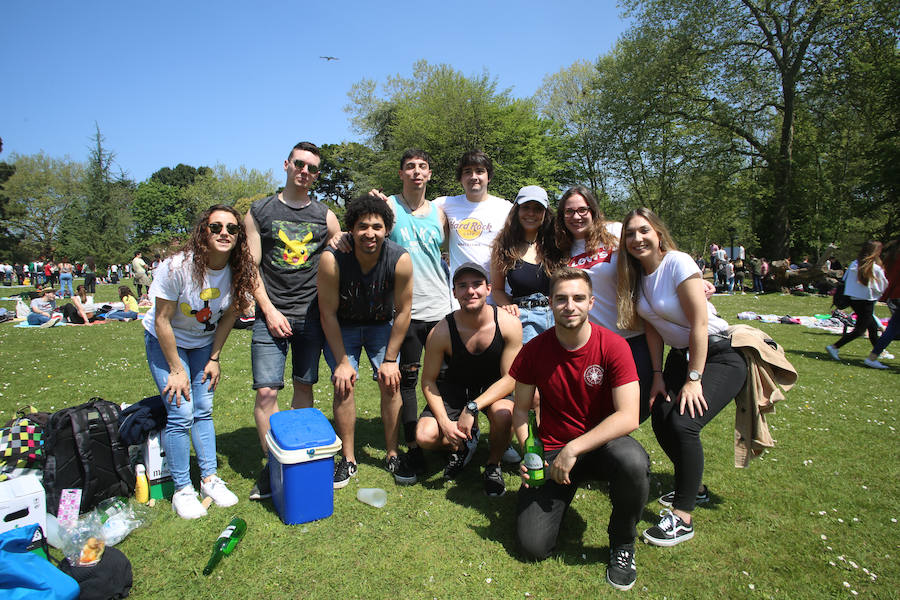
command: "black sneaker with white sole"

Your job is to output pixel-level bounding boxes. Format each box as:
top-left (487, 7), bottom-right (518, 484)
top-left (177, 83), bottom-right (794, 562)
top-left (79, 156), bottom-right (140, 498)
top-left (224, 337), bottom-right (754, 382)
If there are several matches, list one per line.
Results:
top-left (386, 454), bottom-right (417, 485)
top-left (443, 426), bottom-right (479, 480)
top-left (483, 463), bottom-right (505, 497)
top-left (249, 463), bottom-right (271, 501)
top-left (606, 544), bottom-right (637, 591)
top-left (333, 457), bottom-right (358, 489)
top-left (642, 510), bottom-right (694, 546)
top-left (658, 485), bottom-right (709, 508)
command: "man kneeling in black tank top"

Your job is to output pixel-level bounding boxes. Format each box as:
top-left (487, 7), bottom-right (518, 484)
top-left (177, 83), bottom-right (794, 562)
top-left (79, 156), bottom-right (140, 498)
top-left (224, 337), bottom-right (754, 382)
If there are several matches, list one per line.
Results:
top-left (416, 262), bottom-right (523, 497)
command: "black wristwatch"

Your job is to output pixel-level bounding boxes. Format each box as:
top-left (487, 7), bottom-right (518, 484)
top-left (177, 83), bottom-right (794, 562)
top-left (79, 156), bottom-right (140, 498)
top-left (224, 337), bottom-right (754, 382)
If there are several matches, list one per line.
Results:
top-left (465, 401), bottom-right (479, 416)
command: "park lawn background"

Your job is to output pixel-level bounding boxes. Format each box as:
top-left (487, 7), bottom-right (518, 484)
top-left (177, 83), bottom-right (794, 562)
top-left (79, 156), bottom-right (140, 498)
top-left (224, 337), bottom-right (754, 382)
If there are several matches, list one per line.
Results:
top-left (0, 284), bottom-right (896, 599)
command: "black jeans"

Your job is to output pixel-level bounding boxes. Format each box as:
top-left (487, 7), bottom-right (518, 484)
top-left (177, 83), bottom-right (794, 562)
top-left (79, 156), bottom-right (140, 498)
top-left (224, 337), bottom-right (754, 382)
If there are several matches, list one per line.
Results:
top-left (516, 436), bottom-right (650, 559)
top-left (83, 273), bottom-right (96, 294)
top-left (833, 299), bottom-right (879, 351)
top-left (652, 337), bottom-right (747, 512)
top-left (399, 319), bottom-right (441, 444)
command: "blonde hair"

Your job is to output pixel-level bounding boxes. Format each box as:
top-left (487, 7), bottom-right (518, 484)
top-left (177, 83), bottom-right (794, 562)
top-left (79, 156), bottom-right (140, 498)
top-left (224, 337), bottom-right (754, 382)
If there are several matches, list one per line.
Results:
top-left (616, 208), bottom-right (679, 330)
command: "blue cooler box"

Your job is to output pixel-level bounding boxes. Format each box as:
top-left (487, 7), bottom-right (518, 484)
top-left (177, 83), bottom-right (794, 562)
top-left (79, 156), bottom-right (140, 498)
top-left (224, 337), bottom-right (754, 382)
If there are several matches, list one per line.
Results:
top-left (266, 408), bottom-right (342, 525)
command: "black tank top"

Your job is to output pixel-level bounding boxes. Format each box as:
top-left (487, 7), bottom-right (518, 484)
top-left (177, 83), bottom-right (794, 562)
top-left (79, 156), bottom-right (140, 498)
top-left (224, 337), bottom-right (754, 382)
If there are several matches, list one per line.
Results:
top-left (506, 260), bottom-right (550, 298)
top-left (444, 305), bottom-right (504, 395)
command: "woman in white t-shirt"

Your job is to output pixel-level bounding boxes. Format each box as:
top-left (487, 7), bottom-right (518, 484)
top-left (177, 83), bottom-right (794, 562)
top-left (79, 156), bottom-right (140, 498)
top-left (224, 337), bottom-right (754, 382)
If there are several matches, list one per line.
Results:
top-left (826, 240), bottom-right (888, 362)
top-left (617, 208), bottom-right (747, 548)
top-left (143, 205), bottom-right (256, 519)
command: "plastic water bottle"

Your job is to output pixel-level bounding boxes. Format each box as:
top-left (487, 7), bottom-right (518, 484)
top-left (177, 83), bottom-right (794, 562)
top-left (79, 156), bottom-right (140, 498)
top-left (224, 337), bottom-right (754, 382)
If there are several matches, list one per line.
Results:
top-left (203, 517), bottom-right (247, 575)
top-left (356, 488), bottom-right (387, 508)
top-left (523, 410), bottom-right (545, 487)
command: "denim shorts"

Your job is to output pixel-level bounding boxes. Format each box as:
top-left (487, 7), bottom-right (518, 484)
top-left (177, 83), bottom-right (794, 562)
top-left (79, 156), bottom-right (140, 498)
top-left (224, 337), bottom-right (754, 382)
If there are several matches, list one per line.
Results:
top-left (323, 321), bottom-right (392, 381)
top-left (251, 310), bottom-right (324, 389)
top-left (516, 293), bottom-right (554, 344)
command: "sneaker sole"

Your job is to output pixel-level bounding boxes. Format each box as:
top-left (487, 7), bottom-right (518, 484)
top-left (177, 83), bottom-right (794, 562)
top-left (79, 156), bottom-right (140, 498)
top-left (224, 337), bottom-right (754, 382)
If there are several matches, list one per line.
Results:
top-left (249, 491), bottom-right (272, 501)
top-left (641, 528), bottom-right (694, 547)
top-left (658, 495), bottom-right (710, 508)
top-left (484, 488), bottom-right (506, 497)
top-left (393, 473), bottom-right (417, 485)
top-left (606, 571), bottom-right (636, 591)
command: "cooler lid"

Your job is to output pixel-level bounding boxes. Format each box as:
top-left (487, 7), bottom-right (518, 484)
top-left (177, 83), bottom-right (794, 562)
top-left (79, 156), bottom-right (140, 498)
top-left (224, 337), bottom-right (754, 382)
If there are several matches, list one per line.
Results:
top-left (268, 408), bottom-right (336, 451)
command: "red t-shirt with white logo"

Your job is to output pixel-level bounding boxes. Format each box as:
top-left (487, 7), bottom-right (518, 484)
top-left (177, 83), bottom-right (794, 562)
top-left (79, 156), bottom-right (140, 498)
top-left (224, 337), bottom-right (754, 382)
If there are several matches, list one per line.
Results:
top-left (510, 323), bottom-right (638, 451)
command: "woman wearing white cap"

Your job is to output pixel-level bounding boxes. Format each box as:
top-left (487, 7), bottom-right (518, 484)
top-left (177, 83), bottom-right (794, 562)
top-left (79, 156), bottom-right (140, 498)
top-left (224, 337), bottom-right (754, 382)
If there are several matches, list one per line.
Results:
top-left (490, 186), bottom-right (563, 343)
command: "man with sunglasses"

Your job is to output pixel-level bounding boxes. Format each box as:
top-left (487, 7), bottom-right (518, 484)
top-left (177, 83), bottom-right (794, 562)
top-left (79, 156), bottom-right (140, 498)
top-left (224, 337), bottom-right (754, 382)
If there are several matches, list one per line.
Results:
top-left (244, 141), bottom-right (341, 501)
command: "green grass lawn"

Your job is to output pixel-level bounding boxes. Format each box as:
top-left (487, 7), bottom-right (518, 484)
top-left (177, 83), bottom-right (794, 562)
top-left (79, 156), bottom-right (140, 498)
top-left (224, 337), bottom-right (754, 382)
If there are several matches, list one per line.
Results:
top-left (1, 284), bottom-right (897, 599)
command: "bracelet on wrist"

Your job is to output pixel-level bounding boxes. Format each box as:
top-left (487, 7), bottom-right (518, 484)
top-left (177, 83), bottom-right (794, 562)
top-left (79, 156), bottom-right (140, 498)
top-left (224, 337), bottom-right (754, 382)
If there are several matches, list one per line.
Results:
top-left (382, 357), bottom-right (397, 363)
top-left (209, 357), bottom-right (219, 362)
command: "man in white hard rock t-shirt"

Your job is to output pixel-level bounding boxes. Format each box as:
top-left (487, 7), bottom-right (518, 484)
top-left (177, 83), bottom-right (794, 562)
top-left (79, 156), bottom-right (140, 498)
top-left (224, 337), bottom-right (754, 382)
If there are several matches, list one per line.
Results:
top-left (433, 150), bottom-right (512, 308)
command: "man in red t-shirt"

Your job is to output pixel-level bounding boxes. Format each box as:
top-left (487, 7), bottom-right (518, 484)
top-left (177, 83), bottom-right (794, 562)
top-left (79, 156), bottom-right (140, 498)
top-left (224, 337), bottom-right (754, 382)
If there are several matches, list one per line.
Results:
top-left (510, 267), bottom-right (649, 591)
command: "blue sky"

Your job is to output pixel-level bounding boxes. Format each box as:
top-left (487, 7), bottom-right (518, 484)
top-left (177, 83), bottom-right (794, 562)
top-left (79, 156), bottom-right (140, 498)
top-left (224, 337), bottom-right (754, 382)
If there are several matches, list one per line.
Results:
top-left (1, 1), bottom-right (629, 183)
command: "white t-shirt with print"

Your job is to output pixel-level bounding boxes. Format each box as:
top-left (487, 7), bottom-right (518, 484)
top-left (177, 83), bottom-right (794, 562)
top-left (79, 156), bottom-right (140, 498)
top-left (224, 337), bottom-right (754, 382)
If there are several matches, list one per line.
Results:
top-left (433, 193), bottom-right (511, 275)
top-left (142, 253), bottom-right (233, 349)
top-left (637, 250), bottom-right (728, 349)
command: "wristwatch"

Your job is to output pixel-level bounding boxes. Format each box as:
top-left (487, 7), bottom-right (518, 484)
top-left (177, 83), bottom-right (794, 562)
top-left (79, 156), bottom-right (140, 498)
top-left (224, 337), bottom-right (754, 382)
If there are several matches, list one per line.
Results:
top-left (688, 370), bottom-right (702, 382)
top-left (465, 401), bottom-right (479, 416)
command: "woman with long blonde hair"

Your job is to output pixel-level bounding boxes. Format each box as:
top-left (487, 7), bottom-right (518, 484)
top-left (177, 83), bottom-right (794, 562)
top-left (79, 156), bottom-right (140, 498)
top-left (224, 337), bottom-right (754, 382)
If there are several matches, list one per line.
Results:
top-left (618, 207), bottom-right (746, 548)
top-left (826, 240), bottom-right (888, 362)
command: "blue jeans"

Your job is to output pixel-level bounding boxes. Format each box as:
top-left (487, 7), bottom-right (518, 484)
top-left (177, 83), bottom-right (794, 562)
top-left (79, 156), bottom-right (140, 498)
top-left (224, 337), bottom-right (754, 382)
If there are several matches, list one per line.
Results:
top-left (516, 294), bottom-right (554, 344)
top-left (27, 313), bottom-right (50, 325)
top-left (105, 310), bottom-right (137, 321)
top-left (872, 310), bottom-right (898, 356)
top-left (323, 321), bottom-right (392, 379)
top-left (144, 331), bottom-right (217, 490)
top-left (59, 273), bottom-right (74, 297)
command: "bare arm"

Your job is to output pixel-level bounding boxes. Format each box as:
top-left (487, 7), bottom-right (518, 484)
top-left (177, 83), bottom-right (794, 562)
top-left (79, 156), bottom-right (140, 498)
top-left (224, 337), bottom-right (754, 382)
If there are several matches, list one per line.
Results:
top-left (72, 296), bottom-right (90, 323)
top-left (549, 380), bottom-right (640, 485)
top-left (489, 257), bottom-right (517, 316)
top-left (317, 252), bottom-right (355, 396)
top-left (644, 321), bottom-right (667, 409)
top-left (675, 274), bottom-right (709, 417)
top-left (378, 253), bottom-right (413, 391)
top-left (201, 304), bottom-right (238, 392)
top-left (244, 210), bottom-right (292, 337)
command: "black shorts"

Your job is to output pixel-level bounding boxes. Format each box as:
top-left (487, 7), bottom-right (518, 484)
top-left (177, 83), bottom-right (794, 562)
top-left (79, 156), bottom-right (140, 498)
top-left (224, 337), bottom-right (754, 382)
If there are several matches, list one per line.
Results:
top-left (419, 380), bottom-right (484, 422)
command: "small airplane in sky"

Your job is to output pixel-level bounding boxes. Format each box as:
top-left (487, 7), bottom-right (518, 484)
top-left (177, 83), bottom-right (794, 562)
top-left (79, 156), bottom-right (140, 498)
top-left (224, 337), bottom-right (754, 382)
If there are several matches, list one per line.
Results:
top-left (320, 56), bottom-right (339, 61)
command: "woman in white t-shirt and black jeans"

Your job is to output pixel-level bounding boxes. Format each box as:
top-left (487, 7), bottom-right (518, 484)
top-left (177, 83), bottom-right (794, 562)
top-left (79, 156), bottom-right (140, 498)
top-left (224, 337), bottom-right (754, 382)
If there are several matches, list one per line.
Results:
top-left (143, 205), bottom-right (257, 519)
top-left (617, 208), bottom-right (747, 547)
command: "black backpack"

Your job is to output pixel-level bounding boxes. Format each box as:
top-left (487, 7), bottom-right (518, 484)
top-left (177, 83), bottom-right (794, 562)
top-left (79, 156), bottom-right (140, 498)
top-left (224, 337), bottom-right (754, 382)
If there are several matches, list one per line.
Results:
top-left (43, 398), bottom-right (135, 516)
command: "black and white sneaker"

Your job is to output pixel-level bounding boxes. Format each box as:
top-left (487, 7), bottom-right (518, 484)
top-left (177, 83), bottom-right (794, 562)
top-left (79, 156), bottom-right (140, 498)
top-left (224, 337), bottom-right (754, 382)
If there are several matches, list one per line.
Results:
top-left (249, 463), bottom-right (271, 501)
top-left (642, 510), bottom-right (694, 547)
top-left (483, 463), bottom-right (505, 497)
top-left (386, 454), bottom-right (417, 485)
top-left (444, 426), bottom-right (479, 480)
top-left (658, 485), bottom-right (709, 508)
top-left (333, 457), bottom-right (358, 489)
top-left (606, 544), bottom-right (636, 591)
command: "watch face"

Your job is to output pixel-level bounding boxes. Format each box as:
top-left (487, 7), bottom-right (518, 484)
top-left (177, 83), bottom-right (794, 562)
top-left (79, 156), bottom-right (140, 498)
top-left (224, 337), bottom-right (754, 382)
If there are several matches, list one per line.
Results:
top-left (466, 402), bottom-right (478, 413)
top-left (689, 370), bottom-right (701, 381)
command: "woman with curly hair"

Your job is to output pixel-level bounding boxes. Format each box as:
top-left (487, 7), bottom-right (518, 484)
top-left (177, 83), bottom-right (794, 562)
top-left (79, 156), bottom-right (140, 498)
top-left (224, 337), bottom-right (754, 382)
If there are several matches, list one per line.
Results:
top-left (142, 204), bottom-right (256, 519)
top-left (617, 207), bottom-right (746, 547)
top-left (826, 240), bottom-right (888, 363)
top-left (490, 185), bottom-right (562, 343)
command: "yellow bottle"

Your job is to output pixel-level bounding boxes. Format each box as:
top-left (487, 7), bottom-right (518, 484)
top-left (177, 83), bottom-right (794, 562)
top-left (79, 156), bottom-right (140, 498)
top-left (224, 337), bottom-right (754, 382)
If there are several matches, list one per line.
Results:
top-left (135, 464), bottom-right (150, 503)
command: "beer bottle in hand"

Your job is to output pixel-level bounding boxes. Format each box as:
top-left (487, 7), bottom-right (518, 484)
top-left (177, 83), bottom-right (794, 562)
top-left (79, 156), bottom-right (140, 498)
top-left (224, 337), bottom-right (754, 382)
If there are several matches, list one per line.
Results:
top-left (523, 410), bottom-right (545, 487)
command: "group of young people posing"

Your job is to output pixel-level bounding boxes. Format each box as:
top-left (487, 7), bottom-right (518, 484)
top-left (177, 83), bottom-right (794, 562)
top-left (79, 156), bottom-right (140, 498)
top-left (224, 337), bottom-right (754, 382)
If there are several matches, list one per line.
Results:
top-left (140, 142), bottom-right (751, 592)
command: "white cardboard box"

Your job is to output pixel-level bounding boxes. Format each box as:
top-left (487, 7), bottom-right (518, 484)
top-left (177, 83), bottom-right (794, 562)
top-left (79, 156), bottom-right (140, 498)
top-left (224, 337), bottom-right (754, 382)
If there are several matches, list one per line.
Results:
top-left (0, 474), bottom-right (46, 537)
top-left (142, 430), bottom-right (174, 499)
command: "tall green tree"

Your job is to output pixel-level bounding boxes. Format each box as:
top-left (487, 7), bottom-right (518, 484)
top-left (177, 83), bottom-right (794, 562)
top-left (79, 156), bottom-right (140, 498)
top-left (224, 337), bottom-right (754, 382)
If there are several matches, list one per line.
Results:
top-left (621, 0), bottom-right (880, 258)
top-left (2, 152), bottom-right (84, 259)
top-left (347, 61), bottom-right (566, 201)
top-left (150, 163), bottom-right (212, 188)
top-left (0, 161), bottom-right (20, 260)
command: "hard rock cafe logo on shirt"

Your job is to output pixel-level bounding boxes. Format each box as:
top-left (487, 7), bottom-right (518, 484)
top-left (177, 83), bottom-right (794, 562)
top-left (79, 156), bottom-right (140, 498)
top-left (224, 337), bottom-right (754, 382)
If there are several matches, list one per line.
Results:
top-left (452, 218), bottom-right (493, 241)
top-left (569, 248), bottom-right (611, 269)
top-left (583, 364), bottom-right (605, 387)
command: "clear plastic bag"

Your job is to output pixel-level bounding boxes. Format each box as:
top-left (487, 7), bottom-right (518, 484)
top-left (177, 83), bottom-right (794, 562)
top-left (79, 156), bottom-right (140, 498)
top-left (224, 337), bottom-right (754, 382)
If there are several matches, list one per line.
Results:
top-left (57, 497), bottom-right (148, 563)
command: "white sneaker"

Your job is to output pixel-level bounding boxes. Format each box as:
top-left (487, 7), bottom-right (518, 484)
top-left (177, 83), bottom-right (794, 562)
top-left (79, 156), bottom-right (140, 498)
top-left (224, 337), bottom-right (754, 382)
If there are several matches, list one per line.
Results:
top-left (200, 475), bottom-right (239, 507)
top-left (501, 445), bottom-right (521, 464)
top-left (825, 345), bottom-right (840, 361)
top-left (40, 315), bottom-right (62, 328)
top-left (879, 351), bottom-right (895, 360)
top-left (172, 486), bottom-right (207, 519)
top-left (863, 358), bottom-right (889, 370)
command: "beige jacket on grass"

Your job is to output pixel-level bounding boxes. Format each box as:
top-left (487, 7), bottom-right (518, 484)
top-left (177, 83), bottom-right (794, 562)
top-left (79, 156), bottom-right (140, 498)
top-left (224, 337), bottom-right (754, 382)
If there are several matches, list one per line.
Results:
top-left (727, 324), bottom-right (798, 468)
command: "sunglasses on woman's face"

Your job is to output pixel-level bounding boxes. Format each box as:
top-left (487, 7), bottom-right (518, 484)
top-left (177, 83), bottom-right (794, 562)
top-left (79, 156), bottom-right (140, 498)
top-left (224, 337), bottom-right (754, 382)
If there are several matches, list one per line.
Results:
top-left (207, 222), bottom-right (240, 235)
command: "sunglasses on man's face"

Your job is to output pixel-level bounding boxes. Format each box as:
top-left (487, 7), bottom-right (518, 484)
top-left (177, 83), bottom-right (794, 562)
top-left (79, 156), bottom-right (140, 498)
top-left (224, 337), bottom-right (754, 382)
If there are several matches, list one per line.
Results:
top-left (208, 222), bottom-right (240, 235)
top-left (292, 159), bottom-right (320, 174)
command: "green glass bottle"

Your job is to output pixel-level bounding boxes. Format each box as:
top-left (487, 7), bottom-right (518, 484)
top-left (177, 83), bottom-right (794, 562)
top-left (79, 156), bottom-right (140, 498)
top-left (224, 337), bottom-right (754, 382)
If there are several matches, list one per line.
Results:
top-left (523, 410), bottom-right (545, 487)
top-left (203, 517), bottom-right (247, 575)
